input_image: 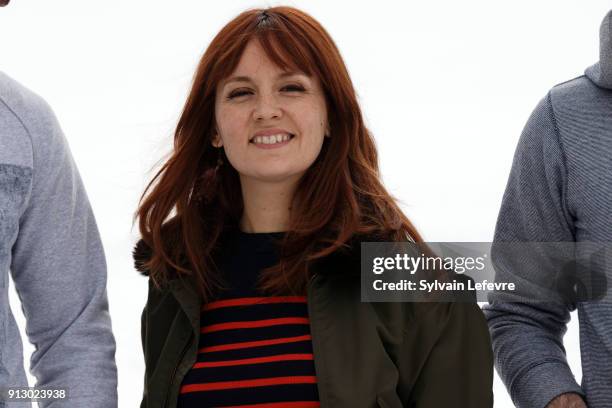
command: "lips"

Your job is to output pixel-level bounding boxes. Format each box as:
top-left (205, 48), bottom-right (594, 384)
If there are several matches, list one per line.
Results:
top-left (250, 128), bottom-right (294, 142)
top-left (250, 133), bottom-right (295, 145)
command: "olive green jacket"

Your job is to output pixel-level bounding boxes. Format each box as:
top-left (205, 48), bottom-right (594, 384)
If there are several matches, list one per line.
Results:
top-left (134, 239), bottom-right (494, 408)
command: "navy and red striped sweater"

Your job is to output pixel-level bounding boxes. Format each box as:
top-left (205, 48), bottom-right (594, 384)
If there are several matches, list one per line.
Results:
top-left (177, 231), bottom-right (320, 408)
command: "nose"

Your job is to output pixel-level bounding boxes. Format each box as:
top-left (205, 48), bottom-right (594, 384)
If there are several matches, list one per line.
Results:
top-left (253, 92), bottom-right (282, 121)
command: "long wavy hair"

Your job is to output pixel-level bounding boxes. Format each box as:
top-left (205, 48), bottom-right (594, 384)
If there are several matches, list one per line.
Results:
top-left (136, 6), bottom-right (423, 300)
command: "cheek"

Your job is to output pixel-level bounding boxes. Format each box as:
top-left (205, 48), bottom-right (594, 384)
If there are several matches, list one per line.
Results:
top-left (217, 108), bottom-right (247, 143)
top-left (216, 108), bottom-right (232, 132)
top-left (297, 115), bottom-right (327, 160)
top-left (313, 99), bottom-right (328, 134)
top-left (296, 100), bottom-right (327, 135)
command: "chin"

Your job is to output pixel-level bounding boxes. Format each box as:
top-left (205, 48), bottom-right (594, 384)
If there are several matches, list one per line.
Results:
top-left (246, 168), bottom-right (306, 183)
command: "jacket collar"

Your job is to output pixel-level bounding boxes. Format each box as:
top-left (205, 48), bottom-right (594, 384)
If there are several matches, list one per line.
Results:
top-left (168, 275), bottom-right (201, 332)
top-left (132, 234), bottom-right (378, 278)
top-left (133, 234), bottom-right (385, 333)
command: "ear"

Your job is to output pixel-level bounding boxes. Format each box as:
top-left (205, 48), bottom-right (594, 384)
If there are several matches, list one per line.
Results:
top-left (211, 134), bottom-right (223, 147)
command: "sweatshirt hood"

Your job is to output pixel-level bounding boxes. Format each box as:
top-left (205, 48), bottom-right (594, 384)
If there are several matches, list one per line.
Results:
top-left (586, 10), bottom-right (612, 89)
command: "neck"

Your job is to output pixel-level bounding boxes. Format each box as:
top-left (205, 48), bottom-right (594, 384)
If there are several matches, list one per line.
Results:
top-left (239, 175), bottom-right (298, 233)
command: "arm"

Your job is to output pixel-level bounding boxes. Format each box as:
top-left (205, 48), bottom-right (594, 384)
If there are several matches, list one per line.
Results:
top-left (482, 93), bottom-right (584, 408)
top-left (403, 302), bottom-right (494, 407)
top-left (547, 393), bottom-right (587, 408)
top-left (10, 98), bottom-right (117, 407)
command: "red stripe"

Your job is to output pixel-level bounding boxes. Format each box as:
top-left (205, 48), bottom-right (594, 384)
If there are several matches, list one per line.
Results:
top-left (203, 296), bottom-right (307, 311)
top-left (201, 317), bottom-right (309, 333)
top-left (193, 353), bottom-right (313, 368)
top-left (180, 376), bottom-right (317, 393)
top-left (222, 402), bottom-right (320, 408)
top-left (199, 334), bottom-right (312, 353)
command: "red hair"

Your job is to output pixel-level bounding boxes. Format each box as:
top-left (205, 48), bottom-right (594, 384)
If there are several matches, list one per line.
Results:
top-left (136, 6), bottom-right (422, 299)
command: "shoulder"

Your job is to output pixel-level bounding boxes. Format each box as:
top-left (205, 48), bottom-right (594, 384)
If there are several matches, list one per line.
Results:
top-left (0, 72), bottom-right (67, 170)
top-left (551, 73), bottom-right (607, 98)
top-left (521, 74), bottom-right (611, 130)
top-left (549, 74), bottom-right (612, 117)
top-left (0, 72), bottom-right (38, 168)
top-left (370, 301), bottom-right (484, 337)
top-left (0, 72), bottom-right (59, 139)
top-left (540, 74), bottom-right (612, 160)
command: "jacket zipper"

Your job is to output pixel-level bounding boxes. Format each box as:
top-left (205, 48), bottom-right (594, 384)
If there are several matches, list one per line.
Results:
top-left (308, 272), bottom-right (318, 289)
top-left (164, 332), bottom-right (194, 408)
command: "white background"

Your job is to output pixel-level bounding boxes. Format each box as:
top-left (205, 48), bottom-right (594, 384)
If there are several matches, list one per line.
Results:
top-left (2, 1), bottom-right (611, 406)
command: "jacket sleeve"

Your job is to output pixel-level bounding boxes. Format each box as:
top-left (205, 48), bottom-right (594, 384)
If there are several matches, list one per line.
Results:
top-left (9, 98), bottom-right (117, 407)
top-left (403, 302), bottom-right (494, 407)
top-left (134, 239), bottom-right (152, 408)
top-left (482, 93), bottom-right (584, 408)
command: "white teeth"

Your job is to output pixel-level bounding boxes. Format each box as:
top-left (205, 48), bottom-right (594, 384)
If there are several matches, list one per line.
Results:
top-left (251, 133), bottom-right (292, 145)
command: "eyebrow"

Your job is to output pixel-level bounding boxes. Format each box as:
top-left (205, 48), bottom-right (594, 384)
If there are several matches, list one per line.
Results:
top-left (222, 71), bottom-right (307, 87)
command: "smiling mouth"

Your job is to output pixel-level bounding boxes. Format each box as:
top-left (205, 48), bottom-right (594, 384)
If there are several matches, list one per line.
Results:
top-left (249, 133), bottom-right (295, 145)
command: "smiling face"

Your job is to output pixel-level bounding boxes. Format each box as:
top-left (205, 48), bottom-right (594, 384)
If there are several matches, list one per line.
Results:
top-left (214, 39), bottom-right (330, 186)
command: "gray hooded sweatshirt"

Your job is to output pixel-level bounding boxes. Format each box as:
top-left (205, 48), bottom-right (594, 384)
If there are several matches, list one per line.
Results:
top-left (484, 11), bottom-right (612, 408)
top-left (0, 72), bottom-right (117, 407)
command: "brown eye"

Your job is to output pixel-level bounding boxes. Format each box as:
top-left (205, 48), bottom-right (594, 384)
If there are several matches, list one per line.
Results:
top-left (282, 84), bottom-right (305, 92)
top-left (227, 89), bottom-right (252, 99)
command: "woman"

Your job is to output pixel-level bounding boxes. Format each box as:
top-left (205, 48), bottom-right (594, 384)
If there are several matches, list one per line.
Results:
top-left (134, 6), bottom-right (493, 408)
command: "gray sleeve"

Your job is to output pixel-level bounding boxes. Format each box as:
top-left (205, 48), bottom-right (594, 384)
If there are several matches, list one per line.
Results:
top-left (482, 93), bottom-right (584, 408)
top-left (9, 99), bottom-right (117, 407)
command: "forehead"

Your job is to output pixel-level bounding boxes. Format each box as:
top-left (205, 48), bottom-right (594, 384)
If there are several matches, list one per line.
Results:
top-left (220, 40), bottom-right (307, 86)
